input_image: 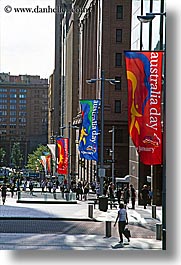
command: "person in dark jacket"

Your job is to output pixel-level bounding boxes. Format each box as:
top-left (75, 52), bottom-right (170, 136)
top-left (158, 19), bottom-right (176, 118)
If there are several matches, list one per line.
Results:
top-left (1, 184), bottom-right (7, 205)
top-left (140, 185), bottom-right (150, 209)
top-left (130, 184), bottom-right (136, 209)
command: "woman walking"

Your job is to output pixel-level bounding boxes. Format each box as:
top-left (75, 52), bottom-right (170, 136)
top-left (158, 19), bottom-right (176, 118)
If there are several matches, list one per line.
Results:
top-left (114, 203), bottom-right (130, 244)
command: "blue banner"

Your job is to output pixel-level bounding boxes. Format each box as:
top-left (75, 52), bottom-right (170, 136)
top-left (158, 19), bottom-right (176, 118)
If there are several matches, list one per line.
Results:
top-left (78, 99), bottom-right (100, 161)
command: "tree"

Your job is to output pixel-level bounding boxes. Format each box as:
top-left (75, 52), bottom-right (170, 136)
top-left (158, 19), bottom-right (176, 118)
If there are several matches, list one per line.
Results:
top-left (26, 145), bottom-right (50, 171)
top-left (10, 142), bottom-right (23, 169)
top-left (0, 147), bottom-right (6, 166)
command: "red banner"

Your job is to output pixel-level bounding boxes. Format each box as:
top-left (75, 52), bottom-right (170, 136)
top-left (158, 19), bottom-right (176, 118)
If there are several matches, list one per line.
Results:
top-left (56, 137), bottom-right (69, 174)
top-left (124, 51), bottom-right (163, 165)
top-left (46, 154), bottom-right (51, 174)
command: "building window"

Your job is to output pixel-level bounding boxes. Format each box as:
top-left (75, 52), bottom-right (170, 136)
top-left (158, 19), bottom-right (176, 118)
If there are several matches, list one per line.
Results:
top-left (10, 105), bottom-right (16, 110)
top-left (115, 76), bottom-right (121, 90)
top-left (0, 88), bottom-right (7, 92)
top-left (115, 100), bottom-right (121, 113)
top-left (0, 111), bottom-right (7, 116)
top-left (116, 5), bottom-right (123, 19)
top-left (0, 94), bottom-right (7, 98)
top-left (0, 105), bottom-right (7, 109)
top-left (10, 89), bottom-right (16, 92)
top-left (10, 111), bottom-right (16, 116)
top-left (19, 94), bottom-right (26, 98)
top-left (115, 53), bottom-right (122, 67)
top-left (10, 94), bottom-right (17, 98)
top-left (19, 99), bottom-right (26, 104)
top-left (10, 99), bottom-right (16, 103)
top-left (10, 118), bottom-right (16, 122)
top-left (116, 29), bottom-right (122, 42)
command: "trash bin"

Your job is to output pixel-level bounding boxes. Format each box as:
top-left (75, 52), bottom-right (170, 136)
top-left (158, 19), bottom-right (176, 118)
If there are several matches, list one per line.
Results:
top-left (99, 196), bottom-right (108, 212)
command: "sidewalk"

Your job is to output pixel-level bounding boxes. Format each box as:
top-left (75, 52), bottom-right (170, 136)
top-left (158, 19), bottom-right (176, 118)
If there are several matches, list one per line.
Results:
top-left (0, 194), bottom-right (163, 250)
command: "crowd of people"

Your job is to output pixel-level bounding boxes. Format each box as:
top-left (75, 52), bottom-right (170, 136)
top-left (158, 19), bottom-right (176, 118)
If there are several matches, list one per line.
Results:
top-left (0, 175), bottom-right (152, 209)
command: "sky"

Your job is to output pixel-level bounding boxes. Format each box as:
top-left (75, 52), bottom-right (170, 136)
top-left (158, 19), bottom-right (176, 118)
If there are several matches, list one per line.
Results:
top-left (0, 0), bottom-right (55, 79)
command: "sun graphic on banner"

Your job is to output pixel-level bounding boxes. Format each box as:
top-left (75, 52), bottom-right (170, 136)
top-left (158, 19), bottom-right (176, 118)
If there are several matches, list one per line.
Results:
top-left (79, 127), bottom-right (88, 145)
top-left (57, 143), bottom-right (64, 164)
top-left (127, 70), bottom-right (142, 136)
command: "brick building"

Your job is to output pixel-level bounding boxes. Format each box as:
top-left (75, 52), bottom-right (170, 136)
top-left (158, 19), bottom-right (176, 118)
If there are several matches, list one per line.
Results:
top-left (0, 73), bottom-right (48, 167)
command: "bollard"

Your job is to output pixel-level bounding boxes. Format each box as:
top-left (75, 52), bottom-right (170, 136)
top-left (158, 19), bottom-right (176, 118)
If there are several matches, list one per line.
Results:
top-left (105, 221), bottom-right (111, 237)
top-left (156, 223), bottom-right (162, 240)
top-left (88, 204), bottom-right (94, 218)
top-left (152, 205), bottom-right (156, 219)
top-left (44, 193), bottom-right (47, 201)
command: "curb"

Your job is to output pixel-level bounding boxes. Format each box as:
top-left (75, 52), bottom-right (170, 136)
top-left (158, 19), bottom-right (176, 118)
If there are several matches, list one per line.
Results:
top-left (16, 200), bottom-right (77, 204)
top-left (0, 216), bottom-right (100, 222)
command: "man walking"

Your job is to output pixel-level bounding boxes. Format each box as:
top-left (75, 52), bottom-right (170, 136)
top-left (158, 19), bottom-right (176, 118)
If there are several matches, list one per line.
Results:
top-left (130, 184), bottom-right (136, 209)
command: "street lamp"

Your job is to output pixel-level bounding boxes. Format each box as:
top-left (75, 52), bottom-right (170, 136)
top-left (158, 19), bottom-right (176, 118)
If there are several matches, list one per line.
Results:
top-left (137, 10), bottom-right (166, 250)
top-left (86, 70), bottom-right (119, 195)
top-left (109, 126), bottom-right (115, 186)
top-left (60, 122), bottom-right (79, 190)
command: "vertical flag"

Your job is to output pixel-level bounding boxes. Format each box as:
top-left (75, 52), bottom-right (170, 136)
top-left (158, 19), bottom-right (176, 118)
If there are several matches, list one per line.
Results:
top-left (40, 156), bottom-right (47, 174)
top-left (124, 51), bottom-right (163, 165)
top-left (56, 137), bottom-right (69, 174)
top-left (78, 99), bottom-right (100, 161)
top-left (46, 154), bottom-right (51, 174)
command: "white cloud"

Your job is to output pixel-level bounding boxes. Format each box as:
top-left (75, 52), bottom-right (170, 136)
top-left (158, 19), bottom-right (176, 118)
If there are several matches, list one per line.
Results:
top-left (0, 0), bottom-right (55, 78)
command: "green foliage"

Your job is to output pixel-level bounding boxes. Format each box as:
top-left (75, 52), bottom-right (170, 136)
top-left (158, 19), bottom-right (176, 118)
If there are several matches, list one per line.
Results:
top-left (10, 142), bottom-right (23, 169)
top-left (26, 145), bottom-right (50, 171)
top-left (0, 147), bottom-right (6, 165)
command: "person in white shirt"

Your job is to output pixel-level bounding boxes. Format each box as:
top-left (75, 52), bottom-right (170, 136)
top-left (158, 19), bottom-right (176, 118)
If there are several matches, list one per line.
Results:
top-left (114, 203), bottom-right (130, 243)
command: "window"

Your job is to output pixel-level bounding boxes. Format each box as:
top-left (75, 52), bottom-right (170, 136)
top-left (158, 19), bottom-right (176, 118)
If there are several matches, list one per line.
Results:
top-left (116, 29), bottom-right (122, 42)
top-left (10, 94), bottom-right (17, 98)
top-left (19, 105), bottom-right (26, 110)
top-left (115, 53), bottom-right (122, 67)
top-left (10, 111), bottom-right (16, 116)
top-left (10, 118), bottom-right (16, 122)
top-left (19, 89), bottom-right (27, 93)
top-left (0, 99), bottom-right (7, 103)
top-left (10, 99), bottom-right (16, 103)
top-left (0, 105), bottom-right (7, 109)
top-left (0, 111), bottom-right (7, 116)
top-left (19, 94), bottom-right (26, 98)
top-left (10, 89), bottom-right (16, 92)
top-left (115, 76), bottom-right (121, 90)
top-left (115, 100), bottom-right (121, 113)
top-left (0, 94), bottom-right (7, 98)
top-left (19, 99), bottom-right (26, 104)
top-left (19, 112), bottom-right (26, 116)
top-left (116, 5), bottom-right (123, 19)
top-left (10, 105), bottom-right (16, 110)
top-left (0, 88), bottom-right (7, 92)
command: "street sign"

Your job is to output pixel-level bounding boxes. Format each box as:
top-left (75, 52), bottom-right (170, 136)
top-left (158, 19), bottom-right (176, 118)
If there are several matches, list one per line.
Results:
top-left (97, 165), bottom-right (111, 169)
top-left (98, 168), bottom-right (106, 177)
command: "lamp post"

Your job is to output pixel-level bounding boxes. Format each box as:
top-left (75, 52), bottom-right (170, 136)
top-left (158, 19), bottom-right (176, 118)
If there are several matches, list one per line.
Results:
top-left (86, 70), bottom-right (119, 195)
top-left (109, 126), bottom-right (115, 186)
top-left (137, 10), bottom-right (166, 250)
top-left (60, 122), bottom-right (79, 190)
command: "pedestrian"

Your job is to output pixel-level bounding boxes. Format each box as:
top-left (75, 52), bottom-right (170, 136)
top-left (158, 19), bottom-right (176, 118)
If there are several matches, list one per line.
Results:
top-left (130, 184), bottom-right (136, 209)
top-left (10, 184), bottom-right (15, 198)
top-left (29, 181), bottom-right (34, 196)
top-left (117, 188), bottom-right (122, 205)
top-left (140, 185), bottom-right (149, 209)
top-left (1, 183), bottom-right (7, 205)
top-left (123, 186), bottom-right (130, 205)
top-left (41, 180), bottom-right (46, 193)
top-left (53, 183), bottom-right (57, 199)
top-left (114, 203), bottom-right (130, 244)
top-left (83, 183), bottom-right (89, 201)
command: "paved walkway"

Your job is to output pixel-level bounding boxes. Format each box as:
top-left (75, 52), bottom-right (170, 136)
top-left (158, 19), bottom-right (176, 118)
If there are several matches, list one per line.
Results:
top-left (0, 193), bottom-right (163, 250)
